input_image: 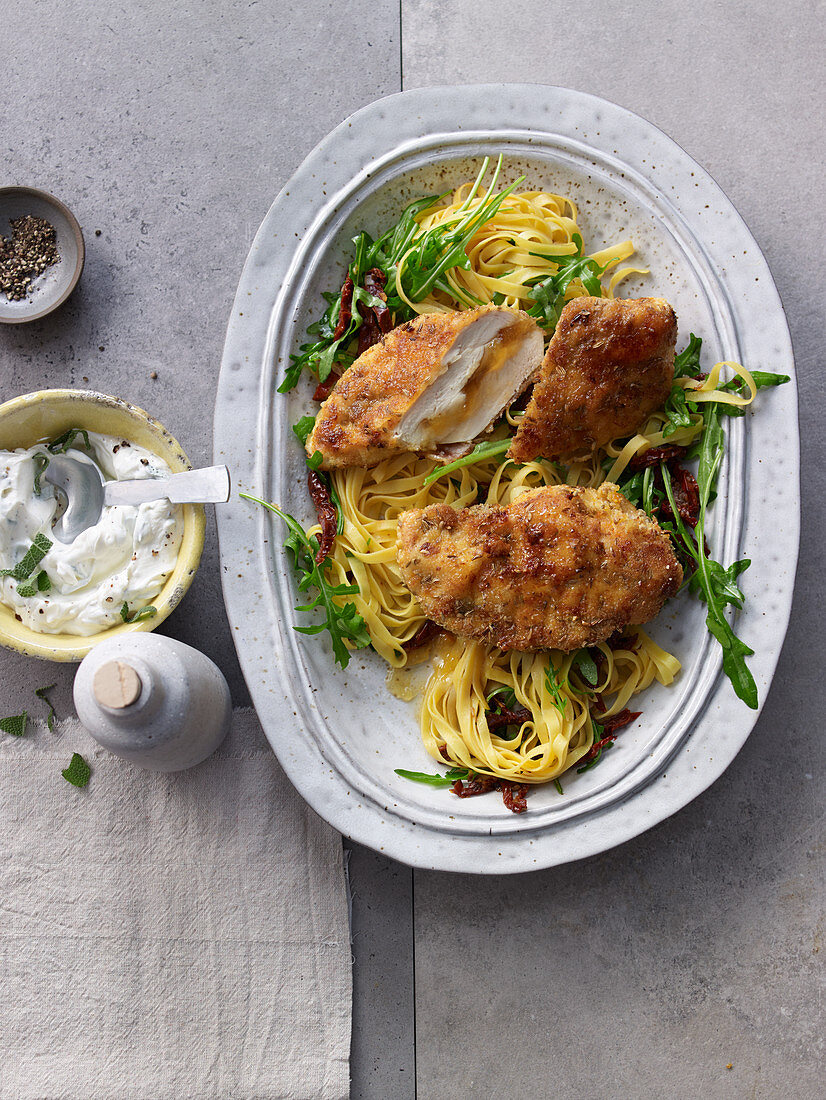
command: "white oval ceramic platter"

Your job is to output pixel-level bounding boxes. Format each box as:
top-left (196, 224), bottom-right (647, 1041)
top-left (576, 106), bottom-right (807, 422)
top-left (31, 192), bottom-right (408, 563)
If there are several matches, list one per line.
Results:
top-left (214, 85), bottom-right (798, 874)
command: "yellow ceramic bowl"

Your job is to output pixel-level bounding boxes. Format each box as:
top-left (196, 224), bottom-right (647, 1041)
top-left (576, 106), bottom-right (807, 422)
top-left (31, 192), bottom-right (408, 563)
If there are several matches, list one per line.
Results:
top-left (0, 389), bottom-right (205, 662)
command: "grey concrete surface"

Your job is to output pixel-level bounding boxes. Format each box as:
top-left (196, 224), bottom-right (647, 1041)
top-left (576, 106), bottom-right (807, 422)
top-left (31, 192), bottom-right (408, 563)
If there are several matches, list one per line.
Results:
top-left (347, 845), bottom-right (416, 1099)
top-left (2, 3), bottom-right (412, 1098)
top-left (405, 2), bottom-right (825, 1097)
top-left (2, 0), bottom-right (824, 1097)
top-left (2, 0), bottom-right (400, 711)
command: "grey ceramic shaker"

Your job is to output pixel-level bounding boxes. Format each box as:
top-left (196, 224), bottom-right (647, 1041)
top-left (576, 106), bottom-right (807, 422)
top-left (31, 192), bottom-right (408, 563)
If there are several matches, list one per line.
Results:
top-left (73, 633), bottom-right (231, 771)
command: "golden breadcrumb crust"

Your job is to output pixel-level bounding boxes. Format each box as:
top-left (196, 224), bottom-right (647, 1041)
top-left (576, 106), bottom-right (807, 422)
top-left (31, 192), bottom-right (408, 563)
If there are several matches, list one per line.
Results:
top-left (509, 296), bottom-right (677, 463)
top-left (307, 306), bottom-right (538, 469)
top-left (396, 483), bottom-right (682, 652)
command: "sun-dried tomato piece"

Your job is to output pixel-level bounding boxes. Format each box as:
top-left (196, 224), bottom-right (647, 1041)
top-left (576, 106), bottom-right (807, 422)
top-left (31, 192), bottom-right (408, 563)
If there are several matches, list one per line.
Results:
top-left (312, 371), bottom-right (341, 402)
top-left (307, 471), bottom-right (338, 564)
top-left (486, 703), bottom-right (532, 732)
top-left (332, 275), bottom-right (354, 341)
top-left (356, 268), bottom-right (392, 355)
top-left (579, 735), bottom-right (618, 764)
top-left (501, 781), bottom-right (529, 814)
top-left (628, 448), bottom-right (701, 531)
top-left (364, 268), bottom-right (392, 332)
top-left (629, 444), bottom-right (688, 470)
top-left (451, 774), bottom-right (498, 798)
top-left (357, 303), bottom-right (382, 355)
top-left (593, 708), bottom-right (641, 734)
top-left (592, 647), bottom-right (607, 672)
top-left (660, 463), bottom-right (700, 527)
top-left (448, 769), bottom-right (530, 814)
top-left (577, 708), bottom-right (641, 766)
top-left (404, 619), bottom-right (444, 651)
top-left (655, 459), bottom-right (699, 528)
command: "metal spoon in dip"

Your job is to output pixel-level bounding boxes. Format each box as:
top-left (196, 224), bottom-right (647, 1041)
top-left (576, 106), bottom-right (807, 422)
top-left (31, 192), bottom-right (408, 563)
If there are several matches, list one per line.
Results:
top-left (44, 453), bottom-right (231, 544)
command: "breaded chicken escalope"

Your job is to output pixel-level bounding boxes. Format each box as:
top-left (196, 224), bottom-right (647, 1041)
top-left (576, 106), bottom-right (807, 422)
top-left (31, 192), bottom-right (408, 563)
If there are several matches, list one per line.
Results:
top-left (306, 306), bottom-right (543, 469)
top-left (396, 483), bottom-right (682, 652)
top-left (509, 297), bottom-right (677, 463)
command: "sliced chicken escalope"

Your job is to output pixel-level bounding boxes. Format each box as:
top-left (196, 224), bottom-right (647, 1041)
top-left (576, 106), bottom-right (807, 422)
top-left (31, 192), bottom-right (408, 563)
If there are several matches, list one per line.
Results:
top-left (509, 296), bottom-right (678, 463)
top-left (306, 306), bottom-right (544, 469)
top-left (396, 483), bottom-right (683, 652)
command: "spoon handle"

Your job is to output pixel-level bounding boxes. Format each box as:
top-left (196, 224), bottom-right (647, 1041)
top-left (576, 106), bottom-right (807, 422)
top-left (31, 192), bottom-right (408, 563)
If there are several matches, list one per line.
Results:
top-left (103, 465), bottom-right (231, 506)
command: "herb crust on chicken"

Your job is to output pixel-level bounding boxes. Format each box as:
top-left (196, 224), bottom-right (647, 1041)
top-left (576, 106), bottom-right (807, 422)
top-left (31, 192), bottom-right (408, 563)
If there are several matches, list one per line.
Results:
top-left (509, 297), bottom-right (677, 463)
top-left (396, 483), bottom-right (682, 652)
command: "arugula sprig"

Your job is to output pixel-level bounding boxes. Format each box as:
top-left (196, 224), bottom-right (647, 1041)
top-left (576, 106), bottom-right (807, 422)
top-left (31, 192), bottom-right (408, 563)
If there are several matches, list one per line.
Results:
top-left (661, 333), bottom-right (703, 437)
top-left (422, 437), bottom-right (512, 488)
top-left (279, 240), bottom-right (391, 392)
top-left (240, 491), bottom-right (370, 668)
top-left (394, 766), bottom-right (471, 787)
top-left (486, 685), bottom-right (518, 709)
top-left (525, 233), bottom-right (608, 330)
top-left (293, 415), bottom-right (323, 473)
top-left (292, 415), bottom-right (317, 447)
top-left (614, 334), bottom-right (790, 707)
top-left (674, 333), bottom-right (703, 377)
top-left (660, 422), bottom-right (758, 709)
top-left (395, 157), bottom-right (525, 304)
top-left (716, 369), bottom-right (792, 420)
top-left (661, 336), bottom-right (789, 438)
top-left (544, 664), bottom-right (568, 716)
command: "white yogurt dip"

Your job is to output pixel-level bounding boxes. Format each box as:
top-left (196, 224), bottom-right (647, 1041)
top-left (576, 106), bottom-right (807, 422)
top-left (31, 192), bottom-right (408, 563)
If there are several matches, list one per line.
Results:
top-left (0, 431), bottom-right (183, 635)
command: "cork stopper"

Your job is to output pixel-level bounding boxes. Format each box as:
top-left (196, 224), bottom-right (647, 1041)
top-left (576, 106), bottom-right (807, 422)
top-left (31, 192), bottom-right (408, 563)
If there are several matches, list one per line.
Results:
top-left (93, 660), bottom-right (142, 709)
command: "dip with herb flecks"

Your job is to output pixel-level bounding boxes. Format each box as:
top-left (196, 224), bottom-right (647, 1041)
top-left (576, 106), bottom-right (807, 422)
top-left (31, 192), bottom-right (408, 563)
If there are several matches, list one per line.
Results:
top-left (0, 431), bottom-right (183, 635)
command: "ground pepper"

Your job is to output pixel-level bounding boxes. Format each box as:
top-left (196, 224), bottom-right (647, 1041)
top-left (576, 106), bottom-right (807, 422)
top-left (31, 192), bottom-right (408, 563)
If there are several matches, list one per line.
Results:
top-left (0, 215), bottom-right (60, 301)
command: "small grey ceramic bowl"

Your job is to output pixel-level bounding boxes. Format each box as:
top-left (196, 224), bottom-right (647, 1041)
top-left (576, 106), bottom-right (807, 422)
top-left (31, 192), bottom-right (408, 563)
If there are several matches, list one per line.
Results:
top-left (0, 186), bottom-right (85, 324)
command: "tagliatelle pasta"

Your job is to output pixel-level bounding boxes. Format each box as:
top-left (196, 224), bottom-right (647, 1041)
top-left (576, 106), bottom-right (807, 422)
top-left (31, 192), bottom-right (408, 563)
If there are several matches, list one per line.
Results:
top-left (397, 181), bottom-right (644, 316)
top-left (603, 362), bottom-right (760, 483)
top-left (419, 630), bottom-right (680, 783)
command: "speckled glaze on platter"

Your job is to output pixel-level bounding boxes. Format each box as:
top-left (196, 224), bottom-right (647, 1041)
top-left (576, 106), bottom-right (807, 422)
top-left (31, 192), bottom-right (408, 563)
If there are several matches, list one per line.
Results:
top-left (214, 85), bottom-right (798, 873)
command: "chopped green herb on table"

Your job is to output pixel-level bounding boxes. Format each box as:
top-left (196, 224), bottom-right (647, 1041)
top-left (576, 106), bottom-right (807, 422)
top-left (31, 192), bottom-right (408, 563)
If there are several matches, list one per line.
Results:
top-left (35, 684), bottom-right (57, 731)
top-left (62, 752), bottom-right (91, 788)
top-left (0, 712), bottom-right (28, 738)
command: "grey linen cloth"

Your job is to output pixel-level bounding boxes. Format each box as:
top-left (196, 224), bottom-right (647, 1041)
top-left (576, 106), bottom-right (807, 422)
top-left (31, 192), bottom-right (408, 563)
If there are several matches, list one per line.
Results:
top-left (0, 707), bottom-right (351, 1100)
